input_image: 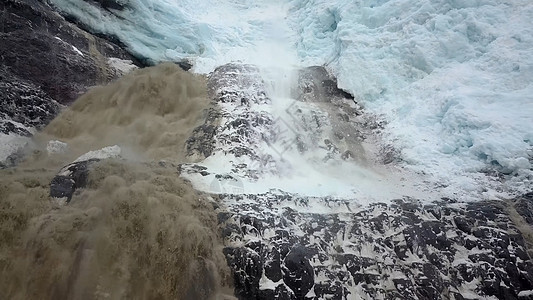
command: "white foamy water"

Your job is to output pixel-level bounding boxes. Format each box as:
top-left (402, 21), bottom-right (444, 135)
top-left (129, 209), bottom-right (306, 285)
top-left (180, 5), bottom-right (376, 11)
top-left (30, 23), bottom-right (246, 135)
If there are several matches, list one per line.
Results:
top-left (46, 0), bottom-right (533, 201)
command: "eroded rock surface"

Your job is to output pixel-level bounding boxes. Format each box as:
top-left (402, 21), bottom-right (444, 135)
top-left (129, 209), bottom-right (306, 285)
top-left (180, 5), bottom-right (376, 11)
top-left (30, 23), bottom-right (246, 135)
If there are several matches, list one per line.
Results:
top-left (1, 0), bottom-right (138, 105)
top-left (217, 193), bottom-right (533, 300)
top-left (181, 63), bottom-right (381, 185)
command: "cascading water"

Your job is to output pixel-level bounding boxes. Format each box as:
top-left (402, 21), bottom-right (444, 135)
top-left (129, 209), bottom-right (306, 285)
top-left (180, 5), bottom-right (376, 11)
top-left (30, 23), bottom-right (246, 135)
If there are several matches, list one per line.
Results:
top-left (0, 64), bottom-right (234, 299)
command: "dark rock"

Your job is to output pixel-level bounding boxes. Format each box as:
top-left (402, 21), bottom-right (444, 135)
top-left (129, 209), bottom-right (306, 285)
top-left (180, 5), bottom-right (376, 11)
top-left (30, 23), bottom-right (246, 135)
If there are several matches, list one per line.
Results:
top-left (514, 192), bottom-right (533, 225)
top-left (0, 0), bottom-right (141, 165)
top-left (223, 247), bottom-right (263, 299)
top-left (222, 223), bottom-right (242, 239)
top-left (217, 212), bottom-right (232, 224)
top-left (313, 280), bottom-right (347, 299)
top-left (49, 158), bottom-right (99, 202)
top-left (264, 248), bottom-right (283, 282)
top-left (258, 284), bottom-right (294, 300)
top-left (394, 278), bottom-right (416, 298)
top-left (454, 216), bottom-right (473, 233)
top-left (217, 191), bottom-right (533, 299)
top-left (0, 66), bottom-right (61, 135)
top-left (175, 60), bottom-right (193, 71)
top-left (180, 64), bottom-right (533, 299)
top-left (91, 0), bottom-right (127, 11)
top-left (296, 66), bottom-right (353, 102)
top-left (282, 245), bottom-right (314, 298)
top-left (1, 0), bottom-right (139, 105)
top-left (186, 107), bottom-right (221, 158)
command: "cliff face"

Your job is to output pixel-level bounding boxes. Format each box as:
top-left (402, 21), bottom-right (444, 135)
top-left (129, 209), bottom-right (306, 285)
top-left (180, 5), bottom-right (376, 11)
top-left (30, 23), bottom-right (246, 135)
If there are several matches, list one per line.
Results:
top-left (0, 0), bottom-right (140, 166)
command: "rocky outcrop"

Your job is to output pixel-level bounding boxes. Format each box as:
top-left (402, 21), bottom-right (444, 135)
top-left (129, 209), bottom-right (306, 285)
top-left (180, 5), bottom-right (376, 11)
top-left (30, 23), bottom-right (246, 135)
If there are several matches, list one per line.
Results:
top-left (49, 145), bottom-right (122, 203)
top-left (0, 0), bottom-right (140, 166)
top-left (181, 63), bottom-right (381, 184)
top-left (217, 193), bottom-right (533, 300)
top-left (183, 63), bottom-right (276, 180)
top-left (49, 158), bottom-right (98, 203)
top-left (181, 63), bottom-right (533, 299)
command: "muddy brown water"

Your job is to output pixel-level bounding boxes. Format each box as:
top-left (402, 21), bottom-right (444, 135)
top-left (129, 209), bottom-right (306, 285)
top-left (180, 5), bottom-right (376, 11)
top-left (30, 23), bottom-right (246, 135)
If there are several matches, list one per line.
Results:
top-left (0, 63), bottom-right (233, 299)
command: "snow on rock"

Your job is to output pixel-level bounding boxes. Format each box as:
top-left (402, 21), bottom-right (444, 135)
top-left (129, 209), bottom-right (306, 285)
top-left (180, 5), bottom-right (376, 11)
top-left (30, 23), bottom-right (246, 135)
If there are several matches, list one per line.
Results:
top-left (1, 0), bottom-right (140, 167)
top-left (0, 68), bottom-right (61, 136)
top-left (2, 0), bottom-right (138, 105)
top-left (182, 63), bottom-right (437, 202)
top-left (216, 191), bottom-right (533, 299)
top-left (182, 63), bottom-right (533, 298)
top-left (0, 68), bottom-right (59, 167)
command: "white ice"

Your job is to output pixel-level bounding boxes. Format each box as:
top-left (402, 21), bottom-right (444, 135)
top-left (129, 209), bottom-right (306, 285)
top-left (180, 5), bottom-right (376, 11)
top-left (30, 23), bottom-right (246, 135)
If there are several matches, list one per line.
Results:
top-left (287, 0), bottom-right (533, 200)
top-left (48, 0), bottom-right (533, 201)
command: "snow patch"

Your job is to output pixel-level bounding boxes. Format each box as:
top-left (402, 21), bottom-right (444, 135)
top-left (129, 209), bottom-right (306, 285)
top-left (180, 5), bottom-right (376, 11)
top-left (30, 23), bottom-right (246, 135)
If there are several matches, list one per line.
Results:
top-left (71, 45), bottom-right (83, 56)
top-left (46, 140), bottom-right (68, 155)
top-left (108, 57), bottom-right (138, 75)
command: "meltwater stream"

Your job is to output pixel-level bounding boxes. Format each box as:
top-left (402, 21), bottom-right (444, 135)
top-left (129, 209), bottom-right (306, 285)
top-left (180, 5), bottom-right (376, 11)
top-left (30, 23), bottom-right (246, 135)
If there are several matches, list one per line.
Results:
top-left (0, 64), bottom-right (233, 299)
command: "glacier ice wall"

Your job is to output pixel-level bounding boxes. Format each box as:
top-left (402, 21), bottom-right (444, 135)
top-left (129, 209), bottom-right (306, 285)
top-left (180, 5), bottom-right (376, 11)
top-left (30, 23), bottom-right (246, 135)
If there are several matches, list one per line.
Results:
top-left (288, 0), bottom-right (533, 199)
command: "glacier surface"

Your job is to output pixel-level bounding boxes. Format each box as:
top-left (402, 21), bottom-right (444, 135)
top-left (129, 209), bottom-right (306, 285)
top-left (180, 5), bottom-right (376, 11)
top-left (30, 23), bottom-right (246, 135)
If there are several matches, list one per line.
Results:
top-left (287, 0), bottom-right (533, 200)
top-left (47, 0), bottom-right (533, 200)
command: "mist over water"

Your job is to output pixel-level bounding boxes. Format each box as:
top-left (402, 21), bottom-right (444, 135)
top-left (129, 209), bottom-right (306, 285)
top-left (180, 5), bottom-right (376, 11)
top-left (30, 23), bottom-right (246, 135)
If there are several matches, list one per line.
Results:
top-left (0, 64), bottom-right (232, 299)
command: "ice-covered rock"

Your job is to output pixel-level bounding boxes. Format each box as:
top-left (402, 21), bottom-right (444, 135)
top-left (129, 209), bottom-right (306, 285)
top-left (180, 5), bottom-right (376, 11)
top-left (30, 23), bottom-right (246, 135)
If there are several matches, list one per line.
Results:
top-left (182, 63), bottom-right (439, 202)
top-left (181, 62), bottom-right (533, 299)
top-left (216, 192), bottom-right (533, 299)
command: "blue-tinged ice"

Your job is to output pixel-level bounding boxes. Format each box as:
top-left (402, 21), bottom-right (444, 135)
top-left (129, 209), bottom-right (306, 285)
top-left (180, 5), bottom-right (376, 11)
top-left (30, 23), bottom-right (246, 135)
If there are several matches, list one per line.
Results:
top-left (48, 0), bottom-right (533, 200)
top-left (288, 0), bottom-right (533, 200)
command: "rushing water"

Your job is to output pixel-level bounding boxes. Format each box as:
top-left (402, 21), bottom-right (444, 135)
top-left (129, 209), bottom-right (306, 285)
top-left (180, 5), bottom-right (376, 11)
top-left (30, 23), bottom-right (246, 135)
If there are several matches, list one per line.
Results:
top-left (0, 64), bottom-right (233, 299)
